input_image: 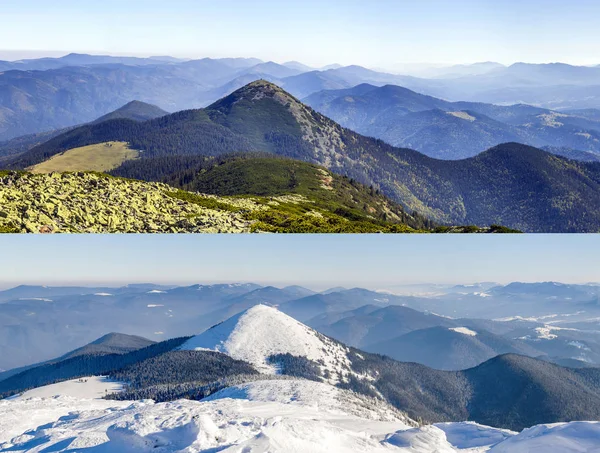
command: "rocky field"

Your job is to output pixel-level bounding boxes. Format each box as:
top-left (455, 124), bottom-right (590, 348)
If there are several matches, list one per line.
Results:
top-left (0, 172), bottom-right (256, 233)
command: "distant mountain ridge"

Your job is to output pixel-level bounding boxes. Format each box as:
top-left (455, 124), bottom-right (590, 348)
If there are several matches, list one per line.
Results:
top-left (91, 100), bottom-right (168, 123)
top-left (304, 83), bottom-right (600, 160)
top-left (366, 326), bottom-right (540, 371)
top-left (2, 55), bottom-right (600, 142)
top-left (0, 332), bottom-right (154, 382)
top-left (307, 302), bottom-right (599, 371)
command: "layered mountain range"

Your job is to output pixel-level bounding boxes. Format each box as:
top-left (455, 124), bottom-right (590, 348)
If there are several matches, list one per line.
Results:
top-left (305, 84), bottom-right (600, 160)
top-left (2, 54), bottom-right (600, 142)
top-left (1, 282), bottom-right (598, 373)
top-left (2, 279), bottom-right (600, 450)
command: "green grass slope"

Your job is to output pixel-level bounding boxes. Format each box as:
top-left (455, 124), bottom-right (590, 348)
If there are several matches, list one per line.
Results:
top-left (29, 141), bottom-right (138, 173)
top-left (169, 154), bottom-right (435, 231)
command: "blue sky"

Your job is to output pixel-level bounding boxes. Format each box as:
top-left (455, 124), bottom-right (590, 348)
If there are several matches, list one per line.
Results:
top-left (1, 0), bottom-right (599, 68)
top-left (0, 235), bottom-right (598, 289)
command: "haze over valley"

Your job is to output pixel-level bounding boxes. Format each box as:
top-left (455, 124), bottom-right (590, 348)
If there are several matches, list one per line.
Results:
top-left (2, 281), bottom-right (600, 372)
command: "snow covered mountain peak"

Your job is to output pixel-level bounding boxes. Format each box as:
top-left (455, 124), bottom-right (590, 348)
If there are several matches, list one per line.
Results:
top-left (178, 304), bottom-right (353, 382)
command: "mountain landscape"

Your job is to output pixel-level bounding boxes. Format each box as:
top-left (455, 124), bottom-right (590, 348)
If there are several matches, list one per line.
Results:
top-left (0, 81), bottom-right (598, 232)
top-left (0, 53), bottom-right (599, 233)
top-left (3, 0), bottom-right (600, 449)
top-left (3, 303), bottom-right (600, 429)
top-left (1, 282), bottom-right (599, 373)
top-left (2, 302), bottom-right (600, 451)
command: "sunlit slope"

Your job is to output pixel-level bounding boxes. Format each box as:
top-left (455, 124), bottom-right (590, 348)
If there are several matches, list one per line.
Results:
top-left (0, 171), bottom-right (433, 233)
top-left (29, 141), bottom-right (138, 173)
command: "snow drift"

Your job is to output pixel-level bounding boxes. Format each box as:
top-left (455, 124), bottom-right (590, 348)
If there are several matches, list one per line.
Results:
top-left (2, 379), bottom-right (599, 452)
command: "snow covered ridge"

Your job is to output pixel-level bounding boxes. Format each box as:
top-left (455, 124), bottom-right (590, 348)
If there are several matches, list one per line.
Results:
top-left (449, 327), bottom-right (478, 336)
top-left (17, 297), bottom-right (53, 302)
top-left (178, 305), bottom-right (357, 384)
top-left (446, 111), bottom-right (477, 122)
top-left (2, 379), bottom-right (599, 452)
top-left (0, 395), bottom-right (129, 446)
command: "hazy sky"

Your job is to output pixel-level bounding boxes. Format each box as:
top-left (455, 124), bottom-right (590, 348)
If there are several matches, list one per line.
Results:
top-left (1, 0), bottom-right (599, 68)
top-left (0, 235), bottom-right (598, 290)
